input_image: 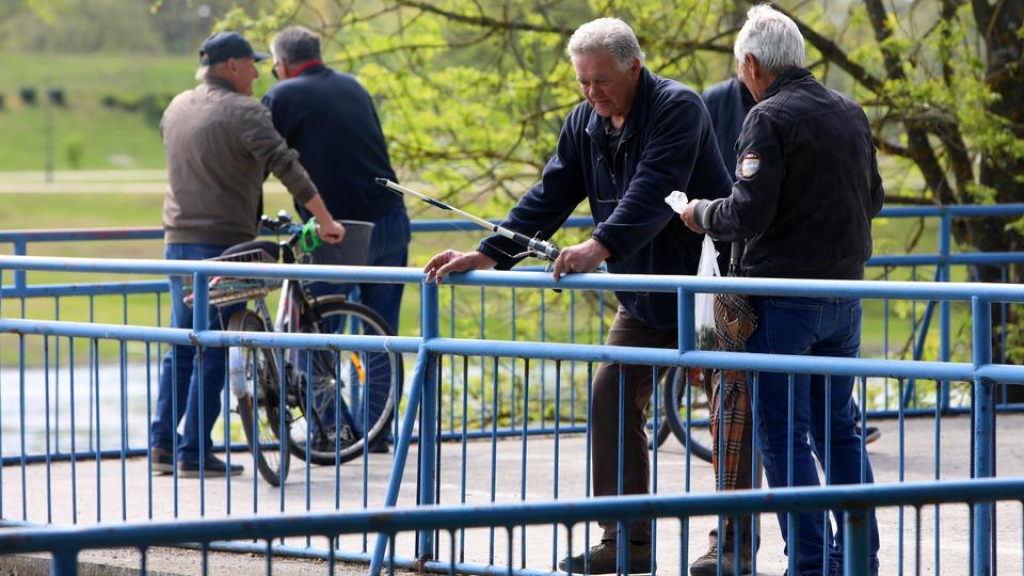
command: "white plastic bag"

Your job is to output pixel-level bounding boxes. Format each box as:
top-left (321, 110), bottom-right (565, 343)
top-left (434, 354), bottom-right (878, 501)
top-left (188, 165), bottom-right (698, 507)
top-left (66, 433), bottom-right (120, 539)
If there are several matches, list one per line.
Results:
top-left (664, 190), bottom-right (689, 214)
top-left (695, 235), bottom-right (720, 350)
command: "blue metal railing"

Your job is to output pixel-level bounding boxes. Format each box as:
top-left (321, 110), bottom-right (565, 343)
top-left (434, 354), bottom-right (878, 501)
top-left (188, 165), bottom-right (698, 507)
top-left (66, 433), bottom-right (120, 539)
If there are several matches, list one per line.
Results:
top-left (2, 253), bottom-right (1024, 574)
top-left (2, 205), bottom-right (1024, 574)
top-left (1, 478), bottom-right (1021, 576)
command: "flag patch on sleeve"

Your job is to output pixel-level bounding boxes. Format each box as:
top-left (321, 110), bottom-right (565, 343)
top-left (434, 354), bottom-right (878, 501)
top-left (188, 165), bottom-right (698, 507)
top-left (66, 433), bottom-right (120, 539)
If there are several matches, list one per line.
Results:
top-left (739, 151), bottom-right (761, 178)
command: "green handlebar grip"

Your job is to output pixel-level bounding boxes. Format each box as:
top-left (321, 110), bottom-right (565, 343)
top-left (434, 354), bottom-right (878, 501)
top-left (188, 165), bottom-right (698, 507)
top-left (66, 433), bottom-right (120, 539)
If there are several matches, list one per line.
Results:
top-left (300, 218), bottom-right (323, 252)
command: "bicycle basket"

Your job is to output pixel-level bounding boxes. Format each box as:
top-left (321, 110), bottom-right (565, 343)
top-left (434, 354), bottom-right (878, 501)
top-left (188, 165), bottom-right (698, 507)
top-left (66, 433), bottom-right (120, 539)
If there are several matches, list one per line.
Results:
top-left (304, 220), bottom-right (375, 268)
top-left (183, 243), bottom-right (282, 307)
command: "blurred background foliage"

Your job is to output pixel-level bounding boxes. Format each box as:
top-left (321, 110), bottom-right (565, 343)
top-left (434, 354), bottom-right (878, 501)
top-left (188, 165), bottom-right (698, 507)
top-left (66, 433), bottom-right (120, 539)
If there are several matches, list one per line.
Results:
top-left (1, 0), bottom-right (1021, 364)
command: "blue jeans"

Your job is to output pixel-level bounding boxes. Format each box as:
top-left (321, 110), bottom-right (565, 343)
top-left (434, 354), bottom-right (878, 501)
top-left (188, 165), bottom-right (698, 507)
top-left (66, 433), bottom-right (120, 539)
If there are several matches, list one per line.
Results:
top-left (305, 208), bottom-right (410, 438)
top-left (151, 243), bottom-right (244, 461)
top-left (746, 296), bottom-right (880, 576)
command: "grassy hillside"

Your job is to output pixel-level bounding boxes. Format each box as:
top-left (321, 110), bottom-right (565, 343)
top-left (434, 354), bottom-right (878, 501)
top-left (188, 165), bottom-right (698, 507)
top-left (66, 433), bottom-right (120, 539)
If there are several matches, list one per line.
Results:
top-left (0, 53), bottom-right (276, 171)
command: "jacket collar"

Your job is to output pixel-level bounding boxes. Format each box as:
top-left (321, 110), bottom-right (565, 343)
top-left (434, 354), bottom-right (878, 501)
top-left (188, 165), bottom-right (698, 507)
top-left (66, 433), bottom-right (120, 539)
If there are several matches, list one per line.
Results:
top-left (586, 67), bottom-right (654, 148)
top-left (291, 60), bottom-right (326, 77)
top-left (204, 76), bottom-right (239, 94)
top-left (761, 67), bottom-right (813, 101)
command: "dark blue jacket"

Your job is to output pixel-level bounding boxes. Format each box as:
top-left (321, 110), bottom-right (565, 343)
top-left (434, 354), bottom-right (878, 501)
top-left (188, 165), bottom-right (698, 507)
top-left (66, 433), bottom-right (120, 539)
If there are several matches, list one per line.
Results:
top-left (702, 76), bottom-right (756, 177)
top-left (261, 65), bottom-right (404, 223)
top-left (698, 68), bottom-right (884, 280)
top-left (478, 68), bottom-right (732, 328)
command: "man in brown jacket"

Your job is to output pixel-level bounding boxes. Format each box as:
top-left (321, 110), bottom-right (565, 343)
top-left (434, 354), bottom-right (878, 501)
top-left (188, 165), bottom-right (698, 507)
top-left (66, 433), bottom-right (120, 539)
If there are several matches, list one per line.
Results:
top-left (151, 31), bottom-right (344, 478)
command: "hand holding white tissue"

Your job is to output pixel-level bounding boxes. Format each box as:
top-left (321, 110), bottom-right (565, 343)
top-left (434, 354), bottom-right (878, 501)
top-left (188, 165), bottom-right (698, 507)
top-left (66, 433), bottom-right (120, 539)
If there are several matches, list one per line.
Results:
top-left (664, 190), bottom-right (689, 214)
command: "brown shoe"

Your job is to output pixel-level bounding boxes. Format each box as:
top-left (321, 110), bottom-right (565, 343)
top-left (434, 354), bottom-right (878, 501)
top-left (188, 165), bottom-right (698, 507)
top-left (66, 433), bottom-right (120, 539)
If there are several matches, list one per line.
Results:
top-left (558, 540), bottom-right (653, 574)
top-left (150, 446), bottom-right (174, 474)
top-left (689, 544), bottom-right (751, 576)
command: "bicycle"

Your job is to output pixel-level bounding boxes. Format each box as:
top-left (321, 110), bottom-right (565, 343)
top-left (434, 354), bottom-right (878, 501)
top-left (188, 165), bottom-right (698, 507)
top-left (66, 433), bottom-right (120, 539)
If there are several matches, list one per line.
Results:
top-left (191, 212), bottom-right (404, 486)
top-left (646, 365), bottom-right (714, 463)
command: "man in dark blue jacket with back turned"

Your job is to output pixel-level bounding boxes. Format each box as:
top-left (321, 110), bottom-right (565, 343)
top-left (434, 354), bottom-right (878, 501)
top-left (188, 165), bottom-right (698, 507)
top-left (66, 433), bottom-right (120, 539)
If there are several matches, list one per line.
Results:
top-left (424, 17), bottom-right (732, 575)
top-left (263, 26), bottom-right (410, 453)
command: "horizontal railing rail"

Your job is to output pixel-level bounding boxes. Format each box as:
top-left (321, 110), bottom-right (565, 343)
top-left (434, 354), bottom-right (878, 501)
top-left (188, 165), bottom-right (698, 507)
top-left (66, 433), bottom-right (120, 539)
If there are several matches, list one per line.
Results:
top-left (1, 478), bottom-right (1021, 576)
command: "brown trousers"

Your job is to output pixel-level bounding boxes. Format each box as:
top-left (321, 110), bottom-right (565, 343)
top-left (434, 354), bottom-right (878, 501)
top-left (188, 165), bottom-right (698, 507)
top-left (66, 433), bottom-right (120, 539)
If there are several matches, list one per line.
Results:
top-left (592, 307), bottom-right (758, 551)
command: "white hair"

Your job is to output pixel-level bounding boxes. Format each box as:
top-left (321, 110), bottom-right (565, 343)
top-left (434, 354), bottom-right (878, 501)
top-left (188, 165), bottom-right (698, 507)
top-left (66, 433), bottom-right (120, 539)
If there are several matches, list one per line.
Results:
top-left (567, 17), bottom-right (645, 71)
top-left (734, 4), bottom-right (805, 74)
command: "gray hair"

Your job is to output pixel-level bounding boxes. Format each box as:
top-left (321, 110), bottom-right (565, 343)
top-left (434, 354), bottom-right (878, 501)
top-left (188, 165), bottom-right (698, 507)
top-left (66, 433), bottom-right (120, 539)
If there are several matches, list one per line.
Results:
top-left (271, 26), bottom-right (322, 64)
top-left (734, 4), bottom-right (804, 75)
top-left (567, 17), bottom-right (645, 71)
top-left (196, 62), bottom-right (228, 81)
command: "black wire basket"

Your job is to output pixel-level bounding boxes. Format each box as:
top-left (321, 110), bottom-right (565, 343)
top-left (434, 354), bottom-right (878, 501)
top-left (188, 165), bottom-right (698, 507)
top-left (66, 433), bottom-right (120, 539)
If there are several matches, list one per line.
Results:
top-left (302, 220), bottom-right (375, 269)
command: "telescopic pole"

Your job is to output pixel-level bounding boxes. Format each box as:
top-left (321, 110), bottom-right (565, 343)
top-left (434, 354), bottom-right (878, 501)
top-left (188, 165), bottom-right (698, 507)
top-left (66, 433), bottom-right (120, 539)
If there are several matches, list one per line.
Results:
top-left (375, 178), bottom-right (560, 261)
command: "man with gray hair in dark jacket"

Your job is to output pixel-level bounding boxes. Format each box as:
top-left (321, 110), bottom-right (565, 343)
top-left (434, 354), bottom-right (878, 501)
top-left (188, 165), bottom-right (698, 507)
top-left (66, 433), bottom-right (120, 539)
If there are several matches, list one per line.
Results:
top-left (682, 5), bottom-right (884, 575)
top-left (424, 17), bottom-right (732, 575)
top-left (263, 25), bottom-right (410, 453)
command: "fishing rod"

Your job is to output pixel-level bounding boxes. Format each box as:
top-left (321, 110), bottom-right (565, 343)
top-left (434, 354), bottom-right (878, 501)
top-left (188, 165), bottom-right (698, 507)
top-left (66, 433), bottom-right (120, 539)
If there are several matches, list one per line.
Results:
top-left (375, 178), bottom-right (561, 262)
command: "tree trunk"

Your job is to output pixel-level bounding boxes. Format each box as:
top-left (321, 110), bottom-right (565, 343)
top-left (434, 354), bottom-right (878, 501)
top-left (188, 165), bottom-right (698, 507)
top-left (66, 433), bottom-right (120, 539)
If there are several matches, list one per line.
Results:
top-left (972, 0), bottom-right (1024, 400)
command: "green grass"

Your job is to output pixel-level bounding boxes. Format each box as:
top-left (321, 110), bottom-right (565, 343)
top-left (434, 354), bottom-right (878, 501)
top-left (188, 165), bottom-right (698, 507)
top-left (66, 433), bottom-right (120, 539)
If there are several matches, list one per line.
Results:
top-left (0, 53), bottom-right (280, 171)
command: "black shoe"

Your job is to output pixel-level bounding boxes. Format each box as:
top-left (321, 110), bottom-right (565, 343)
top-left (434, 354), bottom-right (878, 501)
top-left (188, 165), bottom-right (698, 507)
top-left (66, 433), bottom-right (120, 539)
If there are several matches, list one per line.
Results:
top-left (368, 439), bottom-right (390, 454)
top-left (856, 425), bottom-right (881, 444)
top-left (177, 455), bottom-right (244, 478)
top-left (557, 540), bottom-right (653, 574)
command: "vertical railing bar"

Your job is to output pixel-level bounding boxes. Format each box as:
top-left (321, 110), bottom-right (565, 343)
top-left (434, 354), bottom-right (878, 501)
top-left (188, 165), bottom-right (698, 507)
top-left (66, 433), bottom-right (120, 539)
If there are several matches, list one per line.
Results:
top-left (478, 286), bottom-right (485, 432)
top-left (19, 331), bottom-right (28, 521)
top-left (539, 292), bottom-right (547, 433)
top-left (54, 297), bottom-right (62, 455)
top-left (69, 338), bottom-right (79, 525)
top-left (939, 210), bottom-right (952, 411)
top-left (192, 272), bottom-right (209, 517)
top-left (520, 357), bottom-right (530, 569)
top-left (971, 296), bottom-right (993, 576)
top-left (843, 506), bottom-right (870, 576)
top-left (824, 373), bottom-right (833, 574)
top-left (92, 336), bottom-right (102, 523)
top-left (414, 281), bottom-right (440, 566)
top-left (120, 340), bottom-right (129, 522)
top-left (897, 378), bottom-right (905, 575)
top-left (488, 354), bottom-right (498, 564)
top-left (44, 335), bottom-right (53, 524)
top-left (510, 288), bottom-right (517, 436)
top-left (459, 355), bottom-right (468, 564)
top-left (787, 372), bottom-right (797, 576)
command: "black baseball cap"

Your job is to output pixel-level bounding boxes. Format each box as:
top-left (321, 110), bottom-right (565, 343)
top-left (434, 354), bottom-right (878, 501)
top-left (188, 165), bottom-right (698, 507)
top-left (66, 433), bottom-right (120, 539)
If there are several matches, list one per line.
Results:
top-left (199, 32), bottom-right (270, 65)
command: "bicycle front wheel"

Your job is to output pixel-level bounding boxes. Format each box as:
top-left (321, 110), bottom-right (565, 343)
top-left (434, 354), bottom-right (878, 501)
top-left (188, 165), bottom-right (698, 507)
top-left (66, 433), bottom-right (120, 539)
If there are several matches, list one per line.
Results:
top-left (228, 309), bottom-right (291, 486)
top-left (664, 366), bottom-right (714, 464)
top-left (288, 299), bottom-right (404, 465)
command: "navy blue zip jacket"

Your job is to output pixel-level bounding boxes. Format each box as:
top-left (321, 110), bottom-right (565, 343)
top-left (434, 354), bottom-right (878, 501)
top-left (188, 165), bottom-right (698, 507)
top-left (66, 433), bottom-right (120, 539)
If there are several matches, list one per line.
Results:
top-left (696, 68), bottom-right (884, 280)
top-left (702, 76), bottom-right (755, 176)
top-left (261, 65), bottom-right (403, 223)
top-left (478, 68), bottom-right (732, 329)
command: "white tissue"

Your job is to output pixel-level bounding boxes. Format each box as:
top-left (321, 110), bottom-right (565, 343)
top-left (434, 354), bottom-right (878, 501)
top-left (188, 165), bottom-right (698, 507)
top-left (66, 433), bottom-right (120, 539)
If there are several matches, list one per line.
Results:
top-left (664, 190), bottom-right (689, 214)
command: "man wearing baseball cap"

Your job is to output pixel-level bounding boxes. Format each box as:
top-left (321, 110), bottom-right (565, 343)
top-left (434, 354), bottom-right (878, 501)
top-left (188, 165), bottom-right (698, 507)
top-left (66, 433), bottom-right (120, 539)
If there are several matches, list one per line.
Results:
top-left (152, 31), bottom-right (345, 479)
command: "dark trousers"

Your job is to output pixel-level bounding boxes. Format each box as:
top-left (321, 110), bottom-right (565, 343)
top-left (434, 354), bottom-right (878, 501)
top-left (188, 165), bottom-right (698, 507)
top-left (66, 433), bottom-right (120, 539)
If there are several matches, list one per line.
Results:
top-left (593, 307), bottom-right (759, 552)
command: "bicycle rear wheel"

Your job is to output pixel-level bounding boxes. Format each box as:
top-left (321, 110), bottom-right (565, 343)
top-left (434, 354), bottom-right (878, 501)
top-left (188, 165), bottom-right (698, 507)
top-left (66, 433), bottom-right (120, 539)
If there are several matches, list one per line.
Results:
top-left (664, 366), bottom-right (714, 463)
top-left (228, 309), bottom-right (291, 486)
top-left (287, 299), bottom-right (404, 465)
